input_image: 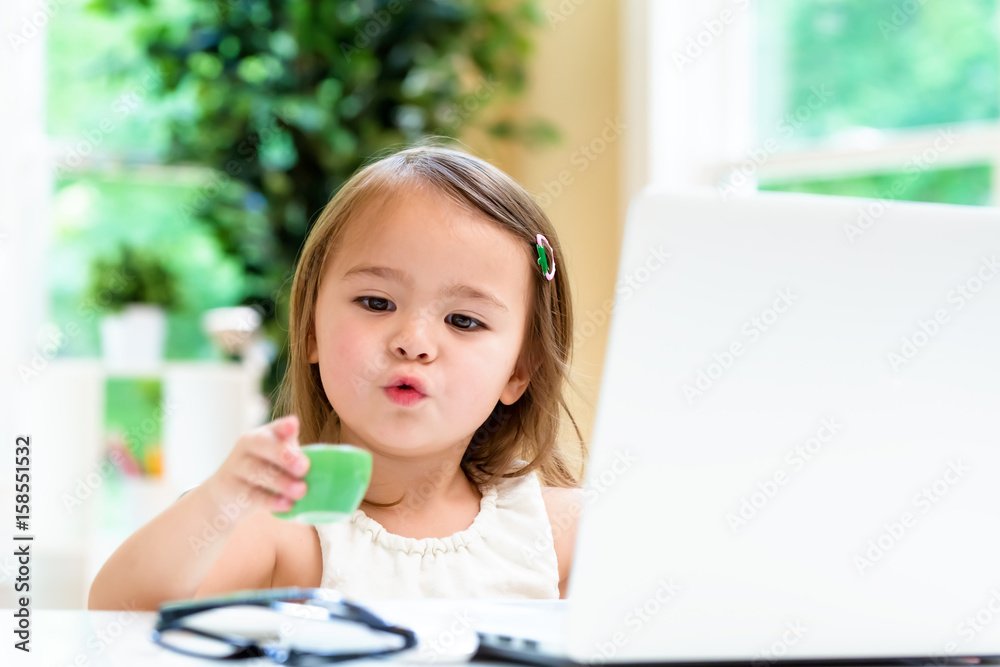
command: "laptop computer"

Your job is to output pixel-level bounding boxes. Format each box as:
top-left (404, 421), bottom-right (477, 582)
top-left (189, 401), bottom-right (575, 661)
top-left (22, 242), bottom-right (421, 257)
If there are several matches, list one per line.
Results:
top-left (478, 188), bottom-right (1000, 665)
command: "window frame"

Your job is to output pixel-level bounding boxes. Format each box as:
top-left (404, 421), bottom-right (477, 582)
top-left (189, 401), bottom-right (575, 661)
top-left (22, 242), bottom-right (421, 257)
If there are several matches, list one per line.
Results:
top-left (624, 0), bottom-right (1000, 205)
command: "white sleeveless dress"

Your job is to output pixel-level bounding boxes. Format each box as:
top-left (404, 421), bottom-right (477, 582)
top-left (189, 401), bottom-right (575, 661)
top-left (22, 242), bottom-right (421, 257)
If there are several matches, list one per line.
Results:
top-left (312, 471), bottom-right (560, 599)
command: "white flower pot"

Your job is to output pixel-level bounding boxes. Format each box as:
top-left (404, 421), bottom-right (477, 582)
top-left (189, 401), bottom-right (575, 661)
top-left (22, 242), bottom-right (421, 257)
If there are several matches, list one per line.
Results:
top-left (99, 304), bottom-right (167, 372)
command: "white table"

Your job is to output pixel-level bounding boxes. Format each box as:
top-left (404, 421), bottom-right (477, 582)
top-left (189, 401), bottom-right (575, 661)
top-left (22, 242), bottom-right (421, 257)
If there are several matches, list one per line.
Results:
top-left (3, 359), bottom-right (263, 610)
top-left (1, 600), bottom-right (567, 666)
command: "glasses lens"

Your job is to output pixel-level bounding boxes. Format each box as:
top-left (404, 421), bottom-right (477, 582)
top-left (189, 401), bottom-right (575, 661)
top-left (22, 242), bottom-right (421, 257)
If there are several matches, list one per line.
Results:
top-left (159, 602), bottom-right (409, 659)
top-left (273, 602), bottom-right (409, 655)
top-left (157, 626), bottom-right (247, 659)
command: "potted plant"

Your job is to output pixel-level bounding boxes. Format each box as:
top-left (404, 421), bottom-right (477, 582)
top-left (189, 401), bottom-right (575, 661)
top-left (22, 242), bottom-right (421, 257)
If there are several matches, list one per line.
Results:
top-left (88, 0), bottom-right (555, 402)
top-left (86, 245), bottom-right (180, 371)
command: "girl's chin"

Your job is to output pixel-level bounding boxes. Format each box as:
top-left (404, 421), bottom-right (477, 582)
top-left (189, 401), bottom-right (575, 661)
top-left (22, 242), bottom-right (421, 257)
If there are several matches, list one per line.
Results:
top-left (337, 422), bottom-right (426, 450)
top-left (347, 434), bottom-right (469, 459)
top-left (338, 415), bottom-right (474, 455)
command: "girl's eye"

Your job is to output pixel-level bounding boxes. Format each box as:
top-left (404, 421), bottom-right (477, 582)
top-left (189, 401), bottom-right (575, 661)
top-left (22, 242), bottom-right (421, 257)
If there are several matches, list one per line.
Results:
top-left (446, 313), bottom-right (484, 331)
top-left (354, 296), bottom-right (395, 312)
top-left (354, 297), bottom-right (484, 331)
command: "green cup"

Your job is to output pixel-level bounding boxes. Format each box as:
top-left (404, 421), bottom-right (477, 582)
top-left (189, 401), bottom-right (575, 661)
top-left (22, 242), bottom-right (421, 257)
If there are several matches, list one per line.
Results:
top-left (272, 444), bottom-right (373, 524)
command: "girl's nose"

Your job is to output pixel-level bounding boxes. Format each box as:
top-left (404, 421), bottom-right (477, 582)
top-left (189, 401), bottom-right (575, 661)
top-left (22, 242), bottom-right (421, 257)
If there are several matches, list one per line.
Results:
top-left (389, 313), bottom-right (436, 361)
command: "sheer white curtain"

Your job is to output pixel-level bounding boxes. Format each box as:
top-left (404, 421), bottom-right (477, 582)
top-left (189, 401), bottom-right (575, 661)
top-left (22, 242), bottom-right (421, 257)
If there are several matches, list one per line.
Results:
top-left (622, 0), bottom-right (754, 202)
top-left (0, 1), bottom-right (104, 609)
top-left (1, 1), bottom-right (51, 475)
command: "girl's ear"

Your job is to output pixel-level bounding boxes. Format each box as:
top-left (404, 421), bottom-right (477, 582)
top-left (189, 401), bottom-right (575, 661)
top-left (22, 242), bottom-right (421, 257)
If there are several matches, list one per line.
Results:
top-left (307, 329), bottom-right (319, 364)
top-left (499, 355), bottom-right (532, 406)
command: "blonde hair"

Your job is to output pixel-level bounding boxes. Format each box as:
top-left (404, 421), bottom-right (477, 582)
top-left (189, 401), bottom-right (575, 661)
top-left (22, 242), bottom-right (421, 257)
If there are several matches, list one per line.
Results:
top-left (274, 144), bottom-right (585, 488)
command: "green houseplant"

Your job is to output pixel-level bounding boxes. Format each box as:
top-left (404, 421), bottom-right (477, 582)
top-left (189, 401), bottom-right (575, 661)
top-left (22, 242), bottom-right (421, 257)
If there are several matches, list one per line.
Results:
top-left (86, 245), bottom-right (180, 370)
top-left (88, 0), bottom-right (555, 397)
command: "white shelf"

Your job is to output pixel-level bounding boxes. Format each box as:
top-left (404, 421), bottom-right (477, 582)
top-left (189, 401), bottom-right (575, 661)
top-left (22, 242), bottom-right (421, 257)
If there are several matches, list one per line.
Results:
top-left (5, 359), bottom-right (260, 609)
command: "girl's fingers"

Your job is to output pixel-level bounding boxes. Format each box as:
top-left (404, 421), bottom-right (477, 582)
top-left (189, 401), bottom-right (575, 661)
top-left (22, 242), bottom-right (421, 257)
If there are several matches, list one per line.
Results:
top-left (248, 422), bottom-right (309, 477)
top-left (269, 414), bottom-right (299, 441)
top-left (238, 455), bottom-right (308, 501)
top-left (245, 484), bottom-right (296, 512)
top-left (206, 415), bottom-right (308, 518)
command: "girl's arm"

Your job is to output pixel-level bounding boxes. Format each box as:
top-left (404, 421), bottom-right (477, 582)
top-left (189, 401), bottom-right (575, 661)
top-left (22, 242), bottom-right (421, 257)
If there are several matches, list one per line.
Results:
top-left (192, 510), bottom-right (284, 598)
top-left (87, 416), bottom-right (310, 611)
top-left (541, 487), bottom-right (583, 599)
top-left (87, 484), bottom-right (274, 611)
top-left (193, 506), bottom-right (324, 597)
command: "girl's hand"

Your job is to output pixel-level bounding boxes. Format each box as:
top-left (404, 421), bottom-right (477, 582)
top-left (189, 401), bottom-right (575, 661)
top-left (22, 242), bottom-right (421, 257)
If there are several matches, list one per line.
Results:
top-left (202, 415), bottom-right (311, 521)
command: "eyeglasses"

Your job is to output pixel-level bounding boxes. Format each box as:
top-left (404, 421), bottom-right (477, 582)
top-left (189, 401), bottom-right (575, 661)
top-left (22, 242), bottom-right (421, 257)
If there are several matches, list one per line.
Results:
top-left (152, 587), bottom-right (418, 665)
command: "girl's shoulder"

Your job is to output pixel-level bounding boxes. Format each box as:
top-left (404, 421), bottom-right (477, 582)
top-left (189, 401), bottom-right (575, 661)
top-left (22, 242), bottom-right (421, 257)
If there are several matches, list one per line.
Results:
top-left (538, 485), bottom-right (583, 598)
top-left (538, 486), bottom-right (583, 541)
top-left (270, 513), bottom-right (324, 588)
top-left (194, 508), bottom-right (320, 598)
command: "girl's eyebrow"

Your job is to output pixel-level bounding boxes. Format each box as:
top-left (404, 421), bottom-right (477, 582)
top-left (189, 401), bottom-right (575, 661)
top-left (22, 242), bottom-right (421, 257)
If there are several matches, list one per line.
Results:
top-left (342, 264), bottom-right (509, 312)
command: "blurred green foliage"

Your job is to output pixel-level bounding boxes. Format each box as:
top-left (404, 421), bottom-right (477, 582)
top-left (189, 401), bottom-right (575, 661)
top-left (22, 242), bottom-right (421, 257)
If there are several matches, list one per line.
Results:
top-left (49, 173), bottom-right (246, 358)
top-left (85, 244), bottom-right (181, 312)
top-left (760, 164), bottom-right (993, 205)
top-left (758, 0), bottom-right (999, 140)
top-left (756, 0), bottom-right (998, 205)
top-left (49, 0), bottom-right (552, 394)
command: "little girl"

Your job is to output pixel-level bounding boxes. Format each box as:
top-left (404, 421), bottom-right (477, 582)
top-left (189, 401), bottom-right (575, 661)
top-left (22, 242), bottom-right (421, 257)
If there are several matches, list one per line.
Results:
top-left (88, 145), bottom-right (586, 610)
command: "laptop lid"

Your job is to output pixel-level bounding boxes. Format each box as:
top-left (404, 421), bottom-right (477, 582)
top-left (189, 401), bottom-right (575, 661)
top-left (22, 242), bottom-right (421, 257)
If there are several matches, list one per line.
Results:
top-left (566, 189), bottom-right (1000, 664)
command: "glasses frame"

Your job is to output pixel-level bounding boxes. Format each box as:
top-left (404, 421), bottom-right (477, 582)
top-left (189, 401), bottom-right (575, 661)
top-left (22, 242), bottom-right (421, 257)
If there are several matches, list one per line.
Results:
top-left (152, 587), bottom-right (418, 665)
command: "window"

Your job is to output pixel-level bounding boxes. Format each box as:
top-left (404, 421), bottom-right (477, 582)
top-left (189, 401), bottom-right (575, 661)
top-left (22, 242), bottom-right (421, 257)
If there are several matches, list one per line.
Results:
top-left (47, 2), bottom-right (245, 359)
top-left (624, 0), bottom-right (1000, 208)
top-left (753, 0), bottom-right (1000, 206)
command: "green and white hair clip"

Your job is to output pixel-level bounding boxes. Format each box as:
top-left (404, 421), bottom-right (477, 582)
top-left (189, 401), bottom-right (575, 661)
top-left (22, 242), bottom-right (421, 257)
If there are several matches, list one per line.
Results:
top-left (535, 234), bottom-right (555, 281)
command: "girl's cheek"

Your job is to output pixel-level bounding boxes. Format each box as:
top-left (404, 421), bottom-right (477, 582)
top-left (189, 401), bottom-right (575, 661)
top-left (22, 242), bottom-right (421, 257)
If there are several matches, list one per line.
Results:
top-left (323, 321), bottom-right (380, 400)
top-left (334, 319), bottom-right (377, 365)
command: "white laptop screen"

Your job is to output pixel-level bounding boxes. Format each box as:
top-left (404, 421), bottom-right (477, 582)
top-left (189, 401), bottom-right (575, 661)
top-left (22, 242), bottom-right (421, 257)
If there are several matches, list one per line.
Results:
top-left (568, 190), bottom-right (1000, 664)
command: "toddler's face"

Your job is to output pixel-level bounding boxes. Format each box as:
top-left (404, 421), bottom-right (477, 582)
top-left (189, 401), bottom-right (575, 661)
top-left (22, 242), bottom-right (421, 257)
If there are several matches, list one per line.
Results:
top-left (308, 185), bottom-right (534, 459)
